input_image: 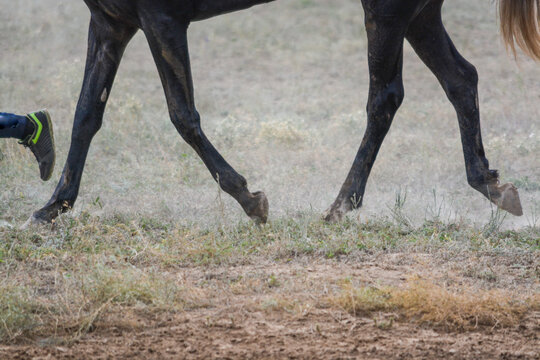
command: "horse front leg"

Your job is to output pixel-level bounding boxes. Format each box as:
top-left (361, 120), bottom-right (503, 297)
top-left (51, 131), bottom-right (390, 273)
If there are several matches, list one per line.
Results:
top-left (29, 16), bottom-right (136, 224)
top-left (141, 15), bottom-right (268, 223)
top-left (325, 13), bottom-right (407, 222)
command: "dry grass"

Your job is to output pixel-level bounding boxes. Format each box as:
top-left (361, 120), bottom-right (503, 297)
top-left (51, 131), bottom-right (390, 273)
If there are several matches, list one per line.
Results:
top-left (332, 277), bottom-right (540, 331)
top-left (0, 263), bottom-right (211, 343)
top-left (0, 211), bottom-right (537, 343)
top-left (0, 286), bottom-right (42, 342)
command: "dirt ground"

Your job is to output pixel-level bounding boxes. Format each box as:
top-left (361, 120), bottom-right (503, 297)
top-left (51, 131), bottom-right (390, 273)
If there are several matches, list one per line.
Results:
top-left (2, 257), bottom-right (539, 359)
top-left (4, 310), bottom-right (539, 359)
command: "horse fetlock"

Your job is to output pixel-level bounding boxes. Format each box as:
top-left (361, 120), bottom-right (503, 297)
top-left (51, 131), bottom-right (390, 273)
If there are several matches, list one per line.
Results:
top-left (323, 207), bottom-right (344, 223)
top-left (467, 168), bottom-right (499, 190)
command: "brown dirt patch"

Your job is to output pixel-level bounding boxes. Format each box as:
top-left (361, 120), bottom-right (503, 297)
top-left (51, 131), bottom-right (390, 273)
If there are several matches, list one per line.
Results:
top-left (4, 309), bottom-right (540, 360)
top-left (2, 260), bottom-right (539, 360)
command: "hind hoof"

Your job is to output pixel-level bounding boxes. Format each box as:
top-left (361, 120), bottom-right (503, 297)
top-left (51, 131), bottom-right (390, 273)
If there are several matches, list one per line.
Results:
top-left (243, 191), bottom-right (269, 224)
top-left (489, 183), bottom-right (523, 216)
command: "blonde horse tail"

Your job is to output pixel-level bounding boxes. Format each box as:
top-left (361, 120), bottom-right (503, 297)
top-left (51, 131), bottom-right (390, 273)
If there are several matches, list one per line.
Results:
top-left (499, 0), bottom-right (540, 60)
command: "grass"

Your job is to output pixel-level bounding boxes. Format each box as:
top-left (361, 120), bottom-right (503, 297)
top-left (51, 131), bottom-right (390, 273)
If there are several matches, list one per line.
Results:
top-left (331, 277), bottom-right (540, 331)
top-left (0, 212), bottom-right (538, 342)
top-left (2, 211), bottom-right (538, 268)
top-left (0, 285), bottom-right (42, 342)
top-left (0, 261), bottom-right (210, 343)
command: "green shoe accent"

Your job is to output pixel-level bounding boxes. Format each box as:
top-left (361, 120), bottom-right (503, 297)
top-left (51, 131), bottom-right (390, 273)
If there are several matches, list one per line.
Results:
top-left (28, 112), bottom-right (43, 145)
top-left (24, 110), bottom-right (56, 181)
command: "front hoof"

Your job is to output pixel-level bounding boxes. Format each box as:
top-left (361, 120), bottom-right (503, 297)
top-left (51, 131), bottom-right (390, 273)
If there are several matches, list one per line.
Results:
top-left (244, 191), bottom-right (269, 224)
top-left (489, 183), bottom-right (523, 216)
top-left (323, 198), bottom-right (352, 223)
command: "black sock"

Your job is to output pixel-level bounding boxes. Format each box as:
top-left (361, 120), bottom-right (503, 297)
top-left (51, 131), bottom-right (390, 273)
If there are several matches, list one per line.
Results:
top-left (22, 116), bottom-right (35, 139)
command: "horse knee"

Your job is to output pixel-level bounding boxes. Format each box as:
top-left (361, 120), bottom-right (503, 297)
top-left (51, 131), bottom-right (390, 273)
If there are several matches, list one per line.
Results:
top-left (72, 112), bottom-right (102, 143)
top-left (367, 80), bottom-right (404, 134)
top-left (387, 81), bottom-right (405, 113)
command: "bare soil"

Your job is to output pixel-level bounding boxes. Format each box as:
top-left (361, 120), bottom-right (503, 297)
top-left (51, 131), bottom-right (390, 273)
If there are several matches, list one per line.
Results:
top-left (2, 259), bottom-right (539, 359)
top-left (4, 309), bottom-right (539, 360)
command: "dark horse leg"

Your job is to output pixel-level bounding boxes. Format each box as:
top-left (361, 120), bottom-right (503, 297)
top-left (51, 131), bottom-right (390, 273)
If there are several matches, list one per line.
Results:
top-left (30, 11), bottom-right (136, 223)
top-left (405, 1), bottom-right (522, 216)
top-left (324, 5), bottom-right (412, 222)
top-left (139, 11), bottom-right (269, 222)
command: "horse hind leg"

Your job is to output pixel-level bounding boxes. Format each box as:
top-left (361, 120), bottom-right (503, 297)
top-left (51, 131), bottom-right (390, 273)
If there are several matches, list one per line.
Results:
top-left (140, 15), bottom-right (268, 223)
top-left (406, 2), bottom-right (522, 216)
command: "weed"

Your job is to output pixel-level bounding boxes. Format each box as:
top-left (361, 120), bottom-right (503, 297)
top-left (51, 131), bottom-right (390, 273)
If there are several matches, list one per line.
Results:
top-left (388, 188), bottom-right (412, 231)
top-left (267, 274), bottom-right (280, 288)
top-left (0, 285), bottom-right (42, 342)
top-left (483, 207), bottom-right (507, 238)
top-left (331, 282), bottom-right (392, 316)
top-left (331, 277), bottom-right (539, 331)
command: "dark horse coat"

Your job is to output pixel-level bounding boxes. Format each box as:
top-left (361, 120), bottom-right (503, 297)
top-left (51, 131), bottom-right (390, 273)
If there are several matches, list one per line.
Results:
top-left (31, 0), bottom-right (538, 225)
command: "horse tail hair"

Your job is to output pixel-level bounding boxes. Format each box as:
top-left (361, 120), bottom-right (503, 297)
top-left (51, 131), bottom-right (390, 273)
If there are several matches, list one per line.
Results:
top-left (499, 0), bottom-right (540, 60)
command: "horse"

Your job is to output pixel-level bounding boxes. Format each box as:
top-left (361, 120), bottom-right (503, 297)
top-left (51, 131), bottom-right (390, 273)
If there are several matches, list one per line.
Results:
top-left (29, 0), bottom-right (539, 225)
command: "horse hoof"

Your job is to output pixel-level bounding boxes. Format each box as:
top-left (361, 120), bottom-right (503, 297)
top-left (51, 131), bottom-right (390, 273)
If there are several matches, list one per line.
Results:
top-left (323, 205), bottom-right (344, 223)
top-left (323, 210), bottom-right (342, 223)
top-left (489, 183), bottom-right (523, 216)
top-left (246, 191), bottom-right (269, 224)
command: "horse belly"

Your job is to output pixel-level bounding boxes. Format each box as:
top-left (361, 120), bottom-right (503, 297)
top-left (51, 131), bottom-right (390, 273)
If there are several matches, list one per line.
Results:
top-left (193, 0), bottom-right (275, 21)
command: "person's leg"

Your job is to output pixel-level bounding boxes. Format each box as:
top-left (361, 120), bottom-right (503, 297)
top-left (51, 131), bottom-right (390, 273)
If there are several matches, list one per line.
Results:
top-left (0, 112), bottom-right (34, 140)
top-left (0, 110), bottom-right (56, 181)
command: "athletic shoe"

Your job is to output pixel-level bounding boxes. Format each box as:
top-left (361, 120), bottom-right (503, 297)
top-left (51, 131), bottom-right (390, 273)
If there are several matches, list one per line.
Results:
top-left (20, 110), bottom-right (55, 181)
